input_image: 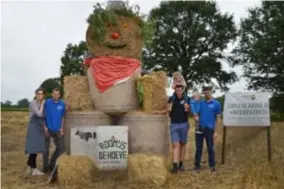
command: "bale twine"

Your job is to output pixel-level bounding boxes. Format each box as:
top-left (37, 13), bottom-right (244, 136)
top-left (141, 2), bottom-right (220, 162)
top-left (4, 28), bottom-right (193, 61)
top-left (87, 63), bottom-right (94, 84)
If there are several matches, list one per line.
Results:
top-left (57, 154), bottom-right (96, 188)
top-left (64, 76), bottom-right (93, 111)
top-left (136, 71), bottom-right (168, 113)
top-left (128, 153), bottom-right (168, 187)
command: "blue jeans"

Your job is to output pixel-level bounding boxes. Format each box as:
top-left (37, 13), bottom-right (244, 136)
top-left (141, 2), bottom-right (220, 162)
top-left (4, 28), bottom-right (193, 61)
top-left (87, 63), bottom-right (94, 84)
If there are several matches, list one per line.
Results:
top-left (170, 122), bottom-right (189, 143)
top-left (194, 127), bottom-right (215, 168)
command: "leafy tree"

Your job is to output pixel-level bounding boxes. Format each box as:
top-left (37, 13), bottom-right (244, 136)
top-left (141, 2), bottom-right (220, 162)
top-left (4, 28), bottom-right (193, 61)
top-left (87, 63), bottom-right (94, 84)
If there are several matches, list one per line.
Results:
top-left (1, 100), bottom-right (12, 108)
top-left (143, 1), bottom-right (238, 91)
top-left (232, 1), bottom-right (284, 94)
top-left (17, 98), bottom-right (30, 108)
top-left (215, 95), bottom-right (225, 108)
top-left (270, 94), bottom-right (284, 113)
top-left (60, 41), bottom-right (88, 93)
top-left (39, 77), bottom-right (61, 97)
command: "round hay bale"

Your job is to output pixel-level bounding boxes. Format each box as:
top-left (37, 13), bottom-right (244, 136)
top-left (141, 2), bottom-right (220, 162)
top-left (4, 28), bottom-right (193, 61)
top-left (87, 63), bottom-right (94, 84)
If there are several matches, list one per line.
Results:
top-left (64, 111), bottom-right (112, 154)
top-left (57, 155), bottom-right (96, 188)
top-left (128, 153), bottom-right (168, 186)
top-left (87, 67), bottom-right (140, 115)
top-left (118, 110), bottom-right (170, 157)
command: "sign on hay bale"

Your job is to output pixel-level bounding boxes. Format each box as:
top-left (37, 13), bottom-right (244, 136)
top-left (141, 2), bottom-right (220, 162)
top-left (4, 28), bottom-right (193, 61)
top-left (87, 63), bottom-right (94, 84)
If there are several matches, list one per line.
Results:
top-left (70, 125), bottom-right (128, 170)
top-left (64, 76), bottom-right (93, 111)
top-left (222, 92), bottom-right (272, 164)
top-left (223, 92), bottom-right (271, 126)
top-left (136, 71), bottom-right (168, 112)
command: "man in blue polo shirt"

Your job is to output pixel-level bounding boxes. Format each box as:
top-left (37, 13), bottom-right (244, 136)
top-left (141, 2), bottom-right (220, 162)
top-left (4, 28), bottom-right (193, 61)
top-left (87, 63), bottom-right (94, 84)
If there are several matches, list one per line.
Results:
top-left (168, 85), bottom-right (191, 174)
top-left (194, 86), bottom-right (221, 173)
top-left (42, 88), bottom-right (66, 172)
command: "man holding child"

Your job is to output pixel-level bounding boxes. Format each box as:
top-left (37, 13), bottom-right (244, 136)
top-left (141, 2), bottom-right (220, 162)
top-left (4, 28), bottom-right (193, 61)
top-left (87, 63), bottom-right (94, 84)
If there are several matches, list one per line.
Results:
top-left (168, 72), bottom-right (222, 174)
top-left (193, 86), bottom-right (221, 173)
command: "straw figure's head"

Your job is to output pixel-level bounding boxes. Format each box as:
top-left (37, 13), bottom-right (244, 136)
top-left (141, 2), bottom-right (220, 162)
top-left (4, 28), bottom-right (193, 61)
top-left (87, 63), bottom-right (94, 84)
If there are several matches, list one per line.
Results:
top-left (86, 1), bottom-right (144, 59)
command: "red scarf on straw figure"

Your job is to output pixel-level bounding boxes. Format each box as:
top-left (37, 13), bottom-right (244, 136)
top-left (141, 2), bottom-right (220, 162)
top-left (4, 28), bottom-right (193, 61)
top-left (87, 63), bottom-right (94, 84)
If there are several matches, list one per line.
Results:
top-left (83, 56), bottom-right (141, 93)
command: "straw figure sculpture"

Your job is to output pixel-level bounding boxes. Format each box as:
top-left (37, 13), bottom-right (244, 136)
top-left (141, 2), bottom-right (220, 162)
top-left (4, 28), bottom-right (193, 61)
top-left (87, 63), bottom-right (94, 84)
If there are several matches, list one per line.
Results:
top-left (82, 1), bottom-right (149, 114)
top-left (60, 1), bottom-right (170, 188)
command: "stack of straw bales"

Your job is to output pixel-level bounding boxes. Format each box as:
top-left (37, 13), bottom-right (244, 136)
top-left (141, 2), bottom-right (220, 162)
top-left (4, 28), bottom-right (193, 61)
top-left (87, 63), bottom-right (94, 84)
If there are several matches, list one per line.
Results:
top-left (64, 76), bottom-right (93, 111)
top-left (57, 154), bottom-right (96, 188)
top-left (136, 71), bottom-right (168, 113)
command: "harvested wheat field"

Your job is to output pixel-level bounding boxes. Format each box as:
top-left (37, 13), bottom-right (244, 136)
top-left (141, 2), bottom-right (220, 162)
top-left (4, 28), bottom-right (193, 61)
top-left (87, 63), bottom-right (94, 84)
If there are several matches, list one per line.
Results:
top-left (1, 111), bottom-right (284, 189)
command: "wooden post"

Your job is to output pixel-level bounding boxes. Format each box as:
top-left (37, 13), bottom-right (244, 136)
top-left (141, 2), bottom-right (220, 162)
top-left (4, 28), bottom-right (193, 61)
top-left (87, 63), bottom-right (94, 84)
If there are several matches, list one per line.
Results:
top-left (267, 126), bottom-right (272, 161)
top-left (221, 126), bottom-right (227, 164)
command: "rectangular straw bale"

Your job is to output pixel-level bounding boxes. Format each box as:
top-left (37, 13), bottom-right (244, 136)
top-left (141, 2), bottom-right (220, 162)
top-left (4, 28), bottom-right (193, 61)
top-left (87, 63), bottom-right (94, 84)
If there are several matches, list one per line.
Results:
top-left (64, 76), bottom-right (93, 111)
top-left (152, 81), bottom-right (167, 111)
top-left (137, 71), bottom-right (168, 113)
top-left (151, 71), bottom-right (168, 87)
top-left (140, 76), bottom-right (154, 112)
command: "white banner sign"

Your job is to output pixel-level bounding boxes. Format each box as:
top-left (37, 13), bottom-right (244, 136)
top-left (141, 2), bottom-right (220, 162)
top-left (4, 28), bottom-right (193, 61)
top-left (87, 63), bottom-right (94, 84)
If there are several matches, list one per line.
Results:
top-left (223, 92), bottom-right (270, 126)
top-left (70, 126), bottom-right (128, 170)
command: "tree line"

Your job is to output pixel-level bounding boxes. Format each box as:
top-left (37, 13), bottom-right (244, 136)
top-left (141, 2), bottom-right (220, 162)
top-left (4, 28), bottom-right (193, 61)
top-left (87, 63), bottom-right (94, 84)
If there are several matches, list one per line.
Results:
top-left (2, 1), bottom-right (283, 119)
top-left (59, 1), bottom-right (283, 94)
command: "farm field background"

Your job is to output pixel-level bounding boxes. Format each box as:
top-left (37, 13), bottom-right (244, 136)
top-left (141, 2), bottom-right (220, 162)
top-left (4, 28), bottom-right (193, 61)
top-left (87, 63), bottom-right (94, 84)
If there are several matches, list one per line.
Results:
top-left (1, 111), bottom-right (284, 189)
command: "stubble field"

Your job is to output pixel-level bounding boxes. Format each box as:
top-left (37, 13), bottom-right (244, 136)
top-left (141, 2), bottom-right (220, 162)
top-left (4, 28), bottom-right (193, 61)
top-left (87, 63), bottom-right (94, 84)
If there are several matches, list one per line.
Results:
top-left (1, 111), bottom-right (284, 189)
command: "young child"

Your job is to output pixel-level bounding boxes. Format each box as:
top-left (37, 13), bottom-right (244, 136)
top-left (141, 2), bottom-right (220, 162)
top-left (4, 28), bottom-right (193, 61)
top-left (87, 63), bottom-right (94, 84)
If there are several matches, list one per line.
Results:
top-left (172, 71), bottom-right (187, 90)
top-left (169, 72), bottom-right (189, 112)
top-left (190, 91), bottom-right (202, 134)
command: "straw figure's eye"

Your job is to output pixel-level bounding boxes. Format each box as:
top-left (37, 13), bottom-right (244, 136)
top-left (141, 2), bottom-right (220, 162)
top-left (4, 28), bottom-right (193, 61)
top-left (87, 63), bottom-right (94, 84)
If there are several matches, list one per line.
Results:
top-left (106, 23), bottom-right (111, 28)
top-left (123, 24), bottom-right (128, 28)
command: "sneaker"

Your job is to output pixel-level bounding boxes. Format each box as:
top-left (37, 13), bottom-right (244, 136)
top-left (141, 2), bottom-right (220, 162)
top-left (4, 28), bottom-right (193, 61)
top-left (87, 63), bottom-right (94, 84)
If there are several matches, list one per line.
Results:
top-left (26, 166), bottom-right (32, 174)
top-left (193, 167), bottom-right (201, 173)
top-left (179, 165), bottom-right (185, 172)
top-left (195, 130), bottom-right (203, 134)
top-left (32, 168), bottom-right (44, 176)
top-left (170, 167), bottom-right (178, 174)
top-left (211, 167), bottom-right (217, 174)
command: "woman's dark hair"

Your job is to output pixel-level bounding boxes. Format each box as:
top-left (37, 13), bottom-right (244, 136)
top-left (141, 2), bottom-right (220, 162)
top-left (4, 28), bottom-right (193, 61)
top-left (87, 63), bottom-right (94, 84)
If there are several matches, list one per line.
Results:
top-left (35, 88), bottom-right (45, 94)
top-left (33, 88), bottom-right (44, 100)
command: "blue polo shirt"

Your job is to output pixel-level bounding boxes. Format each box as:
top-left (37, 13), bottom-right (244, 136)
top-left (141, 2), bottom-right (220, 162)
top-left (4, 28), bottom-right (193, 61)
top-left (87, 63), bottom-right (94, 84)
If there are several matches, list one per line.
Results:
top-left (199, 98), bottom-right (221, 129)
top-left (44, 98), bottom-right (66, 132)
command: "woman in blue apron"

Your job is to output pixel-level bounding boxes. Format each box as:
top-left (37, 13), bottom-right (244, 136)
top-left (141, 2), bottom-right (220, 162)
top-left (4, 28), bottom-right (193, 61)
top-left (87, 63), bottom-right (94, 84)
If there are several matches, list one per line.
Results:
top-left (25, 88), bottom-right (46, 176)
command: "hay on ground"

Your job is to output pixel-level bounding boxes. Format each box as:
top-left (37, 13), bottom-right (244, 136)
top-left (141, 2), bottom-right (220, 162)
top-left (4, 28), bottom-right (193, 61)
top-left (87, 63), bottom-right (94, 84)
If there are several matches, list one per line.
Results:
top-left (128, 153), bottom-right (168, 186)
top-left (64, 76), bottom-right (93, 111)
top-left (57, 154), bottom-right (96, 188)
top-left (136, 71), bottom-right (168, 113)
